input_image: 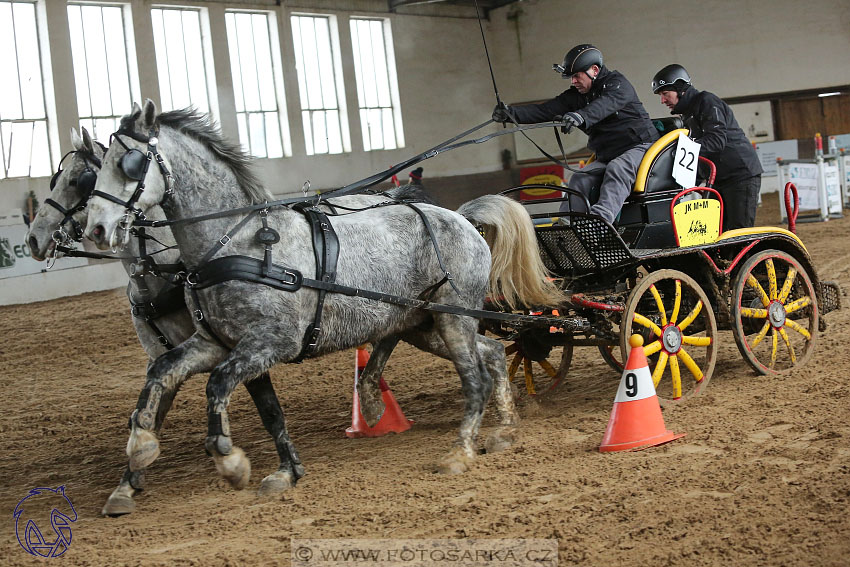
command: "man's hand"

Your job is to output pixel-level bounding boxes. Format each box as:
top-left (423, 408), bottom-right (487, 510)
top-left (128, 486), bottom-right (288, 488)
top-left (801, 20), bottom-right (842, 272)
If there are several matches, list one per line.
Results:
top-left (492, 103), bottom-right (511, 124)
top-left (558, 112), bottom-right (584, 133)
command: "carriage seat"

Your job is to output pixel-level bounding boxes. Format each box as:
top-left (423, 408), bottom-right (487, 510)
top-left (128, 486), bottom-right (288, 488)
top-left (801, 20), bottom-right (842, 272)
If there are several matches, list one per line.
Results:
top-left (632, 122), bottom-right (688, 195)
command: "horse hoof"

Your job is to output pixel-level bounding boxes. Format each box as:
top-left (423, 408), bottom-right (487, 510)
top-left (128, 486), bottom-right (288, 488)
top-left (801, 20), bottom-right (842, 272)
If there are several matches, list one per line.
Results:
top-left (102, 493), bottom-right (136, 517)
top-left (127, 430), bottom-right (160, 471)
top-left (436, 448), bottom-right (473, 475)
top-left (484, 426), bottom-right (518, 454)
top-left (257, 471), bottom-right (295, 497)
top-left (360, 398), bottom-right (385, 427)
top-left (214, 446), bottom-right (251, 490)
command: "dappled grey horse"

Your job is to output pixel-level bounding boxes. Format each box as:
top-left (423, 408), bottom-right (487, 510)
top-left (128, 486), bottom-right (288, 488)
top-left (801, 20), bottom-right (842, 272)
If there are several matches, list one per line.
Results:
top-left (26, 126), bottom-right (439, 515)
top-left (85, 101), bottom-right (562, 503)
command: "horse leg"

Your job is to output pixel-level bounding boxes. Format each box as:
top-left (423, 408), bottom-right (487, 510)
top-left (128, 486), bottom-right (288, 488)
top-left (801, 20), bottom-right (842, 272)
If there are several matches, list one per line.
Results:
top-left (476, 334), bottom-right (520, 454)
top-left (102, 335), bottom-right (226, 516)
top-left (357, 336), bottom-right (400, 426)
top-left (403, 314), bottom-right (493, 474)
top-left (204, 332), bottom-right (300, 490)
top-left (243, 372), bottom-right (306, 496)
top-left (102, 369), bottom-right (188, 516)
top-left (126, 335), bottom-right (226, 471)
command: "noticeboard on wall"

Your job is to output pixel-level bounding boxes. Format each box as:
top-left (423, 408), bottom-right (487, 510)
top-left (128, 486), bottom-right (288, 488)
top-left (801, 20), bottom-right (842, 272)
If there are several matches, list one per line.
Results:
top-left (755, 140), bottom-right (798, 177)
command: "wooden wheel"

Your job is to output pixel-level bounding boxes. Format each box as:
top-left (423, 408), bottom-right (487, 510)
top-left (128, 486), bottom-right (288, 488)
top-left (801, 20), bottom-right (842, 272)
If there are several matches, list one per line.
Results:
top-left (731, 249), bottom-right (818, 375)
top-left (506, 328), bottom-right (573, 397)
top-left (620, 269), bottom-right (717, 406)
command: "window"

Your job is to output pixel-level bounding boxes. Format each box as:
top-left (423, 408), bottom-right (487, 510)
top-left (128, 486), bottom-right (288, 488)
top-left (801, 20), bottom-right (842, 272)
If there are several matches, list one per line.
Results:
top-left (350, 18), bottom-right (404, 151)
top-left (67, 3), bottom-right (138, 142)
top-left (225, 11), bottom-right (289, 159)
top-left (0, 1), bottom-right (51, 178)
top-left (291, 14), bottom-right (349, 155)
top-left (151, 7), bottom-right (214, 115)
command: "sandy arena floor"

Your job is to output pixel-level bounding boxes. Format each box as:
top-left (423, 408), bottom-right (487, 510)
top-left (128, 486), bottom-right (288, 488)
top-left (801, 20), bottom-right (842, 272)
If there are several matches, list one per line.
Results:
top-left (2, 193), bottom-right (849, 566)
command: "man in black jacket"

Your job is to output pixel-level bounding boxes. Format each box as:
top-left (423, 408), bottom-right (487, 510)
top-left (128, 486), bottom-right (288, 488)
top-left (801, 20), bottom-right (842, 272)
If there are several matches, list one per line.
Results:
top-left (493, 44), bottom-right (659, 222)
top-left (652, 64), bottom-right (764, 231)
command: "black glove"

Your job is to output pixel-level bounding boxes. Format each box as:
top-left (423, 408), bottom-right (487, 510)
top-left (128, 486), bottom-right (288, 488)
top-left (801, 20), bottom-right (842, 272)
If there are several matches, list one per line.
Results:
top-left (492, 103), bottom-right (511, 124)
top-left (558, 111), bottom-right (584, 134)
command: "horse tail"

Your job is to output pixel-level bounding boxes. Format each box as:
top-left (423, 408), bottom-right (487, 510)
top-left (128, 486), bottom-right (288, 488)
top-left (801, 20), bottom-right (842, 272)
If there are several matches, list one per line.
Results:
top-left (457, 195), bottom-right (565, 310)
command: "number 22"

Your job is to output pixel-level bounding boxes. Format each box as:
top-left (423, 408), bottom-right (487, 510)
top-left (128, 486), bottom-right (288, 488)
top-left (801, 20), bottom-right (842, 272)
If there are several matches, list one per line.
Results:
top-left (678, 147), bottom-right (695, 171)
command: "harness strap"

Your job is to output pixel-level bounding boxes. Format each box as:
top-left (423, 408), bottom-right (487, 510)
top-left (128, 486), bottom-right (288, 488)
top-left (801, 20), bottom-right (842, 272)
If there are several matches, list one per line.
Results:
top-left (404, 203), bottom-right (461, 296)
top-left (197, 209), bottom-right (261, 266)
top-left (188, 285), bottom-right (228, 347)
top-left (290, 205), bottom-right (340, 362)
top-left (186, 255), bottom-right (579, 331)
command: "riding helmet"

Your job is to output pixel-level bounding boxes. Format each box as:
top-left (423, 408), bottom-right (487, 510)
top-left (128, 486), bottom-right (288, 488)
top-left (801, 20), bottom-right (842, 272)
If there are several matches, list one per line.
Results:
top-left (652, 64), bottom-right (692, 94)
top-left (555, 44), bottom-right (603, 78)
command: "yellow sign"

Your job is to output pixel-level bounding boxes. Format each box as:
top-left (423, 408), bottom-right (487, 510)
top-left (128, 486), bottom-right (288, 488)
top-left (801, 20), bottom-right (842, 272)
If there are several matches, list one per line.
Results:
top-left (672, 198), bottom-right (721, 247)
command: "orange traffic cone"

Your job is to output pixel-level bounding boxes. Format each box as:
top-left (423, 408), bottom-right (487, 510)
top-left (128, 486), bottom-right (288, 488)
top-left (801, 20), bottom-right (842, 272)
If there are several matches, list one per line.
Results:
top-left (599, 335), bottom-right (685, 452)
top-left (345, 346), bottom-right (413, 438)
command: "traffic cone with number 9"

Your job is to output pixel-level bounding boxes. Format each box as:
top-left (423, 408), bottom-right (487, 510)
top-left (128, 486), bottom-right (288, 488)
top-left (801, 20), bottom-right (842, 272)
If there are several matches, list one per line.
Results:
top-left (599, 335), bottom-right (685, 452)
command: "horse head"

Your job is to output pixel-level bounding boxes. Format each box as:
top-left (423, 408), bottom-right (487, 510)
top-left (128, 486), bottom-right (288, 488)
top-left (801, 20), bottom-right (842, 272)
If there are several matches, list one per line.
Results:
top-left (85, 99), bottom-right (173, 251)
top-left (27, 127), bottom-right (104, 261)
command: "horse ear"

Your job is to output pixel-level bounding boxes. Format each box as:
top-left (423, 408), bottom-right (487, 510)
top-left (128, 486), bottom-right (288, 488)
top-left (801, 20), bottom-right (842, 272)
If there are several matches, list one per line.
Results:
top-left (142, 98), bottom-right (158, 130)
top-left (80, 127), bottom-right (95, 153)
top-left (70, 127), bottom-right (84, 151)
top-left (131, 102), bottom-right (142, 119)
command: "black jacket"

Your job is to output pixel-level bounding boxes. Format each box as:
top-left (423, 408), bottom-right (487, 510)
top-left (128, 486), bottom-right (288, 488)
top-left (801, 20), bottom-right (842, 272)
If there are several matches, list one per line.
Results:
top-left (673, 87), bottom-right (763, 184)
top-left (509, 67), bottom-right (659, 162)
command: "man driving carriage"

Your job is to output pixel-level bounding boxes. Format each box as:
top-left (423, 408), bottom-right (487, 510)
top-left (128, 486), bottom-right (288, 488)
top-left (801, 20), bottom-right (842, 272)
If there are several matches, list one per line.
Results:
top-left (492, 44), bottom-right (659, 222)
top-left (652, 64), bottom-right (763, 232)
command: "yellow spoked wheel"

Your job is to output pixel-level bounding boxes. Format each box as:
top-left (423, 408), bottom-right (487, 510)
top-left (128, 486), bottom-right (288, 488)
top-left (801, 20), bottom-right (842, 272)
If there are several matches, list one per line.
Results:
top-left (731, 249), bottom-right (818, 375)
top-left (505, 329), bottom-right (573, 397)
top-left (620, 269), bottom-right (717, 406)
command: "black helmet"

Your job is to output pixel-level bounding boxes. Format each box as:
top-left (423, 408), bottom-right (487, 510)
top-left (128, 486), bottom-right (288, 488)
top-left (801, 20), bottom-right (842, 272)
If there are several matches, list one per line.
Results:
top-left (553, 44), bottom-right (603, 77)
top-left (652, 64), bottom-right (691, 94)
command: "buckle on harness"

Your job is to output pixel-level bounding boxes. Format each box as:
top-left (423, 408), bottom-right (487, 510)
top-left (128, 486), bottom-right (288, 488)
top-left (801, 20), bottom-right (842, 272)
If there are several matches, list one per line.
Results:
top-left (219, 234), bottom-right (231, 246)
top-left (194, 309), bottom-right (204, 322)
top-left (307, 327), bottom-right (321, 347)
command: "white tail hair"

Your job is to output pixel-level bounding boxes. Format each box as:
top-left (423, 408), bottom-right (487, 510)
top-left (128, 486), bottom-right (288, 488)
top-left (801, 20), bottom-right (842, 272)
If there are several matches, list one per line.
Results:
top-left (457, 194), bottom-right (565, 309)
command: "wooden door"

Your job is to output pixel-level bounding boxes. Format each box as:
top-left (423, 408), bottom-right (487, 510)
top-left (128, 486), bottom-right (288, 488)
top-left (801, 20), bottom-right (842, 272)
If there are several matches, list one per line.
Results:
top-left (773, 94), bottom-right (850, 140)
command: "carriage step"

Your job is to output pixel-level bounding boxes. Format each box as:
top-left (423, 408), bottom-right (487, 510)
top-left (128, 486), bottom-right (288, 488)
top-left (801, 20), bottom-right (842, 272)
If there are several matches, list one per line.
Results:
top-left (819, 281), bottom-right (842, 315)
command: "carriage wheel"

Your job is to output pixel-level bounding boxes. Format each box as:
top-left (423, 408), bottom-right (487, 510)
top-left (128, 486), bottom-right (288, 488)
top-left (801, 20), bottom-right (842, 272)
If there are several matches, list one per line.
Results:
top-left (731, 249), bottom-right (818, 375)
top-left (505, 332), bottom-right (573, 397)
top-left (599, 344), bottom-right (624, 374)
top-left (620, 269), bottom-right (717, 406)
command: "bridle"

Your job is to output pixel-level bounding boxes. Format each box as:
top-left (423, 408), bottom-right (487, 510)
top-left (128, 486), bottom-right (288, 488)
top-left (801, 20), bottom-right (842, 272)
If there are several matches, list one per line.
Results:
top-left (45, 148), bottom-right (103, 243)
top-left (92, 126), bottom-right (174, 238)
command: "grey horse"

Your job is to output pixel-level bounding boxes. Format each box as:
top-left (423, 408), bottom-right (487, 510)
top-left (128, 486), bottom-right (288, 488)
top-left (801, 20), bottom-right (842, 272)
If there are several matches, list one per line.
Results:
top-left (26, 127), bottom-right (438, 516)
top-left (84, 101), bottom-right (562, 504)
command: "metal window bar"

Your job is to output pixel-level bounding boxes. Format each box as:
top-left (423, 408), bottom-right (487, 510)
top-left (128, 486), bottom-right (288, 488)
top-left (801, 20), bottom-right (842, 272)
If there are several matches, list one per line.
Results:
top-left (296, 15), bottom-right (343, 155)
top-left (69, 4), bottom-right (133, 142)
top-left (152, 7), bottom-right (210, 112)
top-left (352, 18), bottom-right (398, 151)
top-left (227, 12), bottom-right (284, 158)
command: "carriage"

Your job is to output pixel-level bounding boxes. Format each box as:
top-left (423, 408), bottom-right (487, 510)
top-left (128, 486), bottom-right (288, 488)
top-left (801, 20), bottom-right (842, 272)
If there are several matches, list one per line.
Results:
top-left (489, 120), bottom-right (841, 405)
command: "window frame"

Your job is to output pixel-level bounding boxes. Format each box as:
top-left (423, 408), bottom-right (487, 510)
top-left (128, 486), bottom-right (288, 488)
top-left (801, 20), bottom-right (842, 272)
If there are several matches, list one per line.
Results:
top-left (66, 1), bottom-right (141, 143)
top-left (0, 0), bottom-right (52, 179)
top-left (225, 9), bottom-right (292, 159)
top-left (290, 12), bottom-right (351, 156)
top-left (349, 16), bottom-right (405, 152)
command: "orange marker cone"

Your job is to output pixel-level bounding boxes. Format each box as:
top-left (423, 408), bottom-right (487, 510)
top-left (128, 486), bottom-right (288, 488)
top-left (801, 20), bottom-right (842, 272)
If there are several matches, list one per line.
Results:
top-left (345, 346), bottom-right (413, 438)
top-left (599, 335), bottom-right (685, 452)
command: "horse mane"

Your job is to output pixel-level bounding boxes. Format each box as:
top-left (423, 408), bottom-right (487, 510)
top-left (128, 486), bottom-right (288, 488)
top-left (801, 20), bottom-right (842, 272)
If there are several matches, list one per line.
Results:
top-left (121, 108), bottom-right (271, 203)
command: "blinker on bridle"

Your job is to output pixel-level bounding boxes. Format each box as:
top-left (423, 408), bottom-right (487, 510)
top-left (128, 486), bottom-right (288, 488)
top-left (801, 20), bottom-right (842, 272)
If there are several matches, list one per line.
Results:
top-left (45, 148), bottom-right (103, 245)
top-left (93, 127), bottom-right (174, 231)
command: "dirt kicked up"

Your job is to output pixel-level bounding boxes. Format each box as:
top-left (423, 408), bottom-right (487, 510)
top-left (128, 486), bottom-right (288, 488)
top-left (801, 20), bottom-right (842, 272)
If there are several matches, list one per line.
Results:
top-left (1, 193), bottom-right (849, 566)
